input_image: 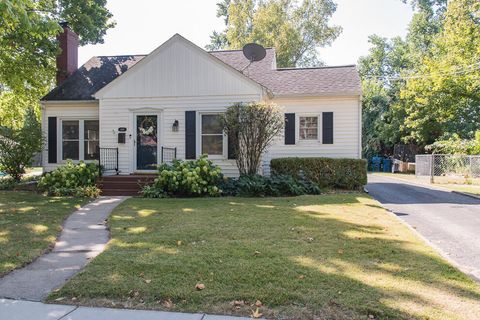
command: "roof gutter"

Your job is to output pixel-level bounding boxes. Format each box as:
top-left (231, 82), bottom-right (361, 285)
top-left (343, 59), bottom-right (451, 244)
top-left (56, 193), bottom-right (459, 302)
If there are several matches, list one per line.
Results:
top-left (271, 92), bottom-right (362, 99)
top-left (40, 100), bottom-right (98, 105)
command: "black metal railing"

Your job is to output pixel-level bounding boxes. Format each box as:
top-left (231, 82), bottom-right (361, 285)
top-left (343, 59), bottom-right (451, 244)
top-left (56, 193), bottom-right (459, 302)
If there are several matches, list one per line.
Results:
top-left (98, 147), bottom-right (119, 176)
top-left (161, 147), bottom-right (177, 164)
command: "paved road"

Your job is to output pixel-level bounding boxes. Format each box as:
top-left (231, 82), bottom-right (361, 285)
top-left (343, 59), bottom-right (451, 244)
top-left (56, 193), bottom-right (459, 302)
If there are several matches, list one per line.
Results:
top-left (367, 174), bottom-right (480, 280)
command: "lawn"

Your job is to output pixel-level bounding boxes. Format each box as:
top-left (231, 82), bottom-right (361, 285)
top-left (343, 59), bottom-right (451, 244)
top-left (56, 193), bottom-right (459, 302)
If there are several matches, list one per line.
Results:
top-left (372, 172), bottom-right (480, 196)
top-left (48, 195), bottom-right (480, 319)
top-left (0, 191), bottom-right (87, 276)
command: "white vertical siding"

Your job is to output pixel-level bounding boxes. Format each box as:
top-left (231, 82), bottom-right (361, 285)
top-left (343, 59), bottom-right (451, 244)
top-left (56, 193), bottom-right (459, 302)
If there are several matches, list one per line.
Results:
top-left (96, 36), bottom-right (263, 99)
top-left (41, 102), bottom-right (99, 172)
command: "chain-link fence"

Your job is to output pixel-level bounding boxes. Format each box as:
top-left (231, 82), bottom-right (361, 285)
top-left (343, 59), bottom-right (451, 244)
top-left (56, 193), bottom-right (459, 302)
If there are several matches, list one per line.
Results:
top-left (416, 154), bottom-right (480, 184)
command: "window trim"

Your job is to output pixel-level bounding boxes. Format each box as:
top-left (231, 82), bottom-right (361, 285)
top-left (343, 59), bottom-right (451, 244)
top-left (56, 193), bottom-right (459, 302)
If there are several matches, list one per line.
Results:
top-left (295, 112), bottom-right (335, 145)
top-left (58, 118), bottom-right (99, 163)
top-left (298, 116), bottom-right (319, 141)
top-left (197, 112), bottom-right (227, 160)
top-left (61, 120), bottom-right (80, 161)
top-left (84, 120), bottom-right (100, 161)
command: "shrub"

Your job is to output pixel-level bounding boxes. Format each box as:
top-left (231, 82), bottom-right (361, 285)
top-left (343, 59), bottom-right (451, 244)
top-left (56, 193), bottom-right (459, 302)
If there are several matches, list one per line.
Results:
top-left (270, 157), bottom-right (367, 190)
top-left (38, 160), bottom-right (100, 197)
top-left (0, 177), bottom-right (16, 190)
top-left (221, 174), bottom-right (321, 197)
top-left (142, 155), bottom-right (223, 198)
top-left (223, 102), bottom-right (284, 175)
top-left (0, 108), bottom-right (43, 181)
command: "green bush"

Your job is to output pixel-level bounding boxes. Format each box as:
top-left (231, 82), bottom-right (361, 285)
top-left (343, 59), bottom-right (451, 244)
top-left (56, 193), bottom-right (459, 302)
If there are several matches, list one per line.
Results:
top-left (0, 108), bottom-right (43, 182)
top-left (142, 155), bottom-right (223, 198)
top-left (270, 157), bottom-right (367, 190)
top-left (0, 177), bottom-right (16, 190)
top-left (221, 174), bottom-right (321, 197)
top-left (38, 160), bottom-right (100, 197)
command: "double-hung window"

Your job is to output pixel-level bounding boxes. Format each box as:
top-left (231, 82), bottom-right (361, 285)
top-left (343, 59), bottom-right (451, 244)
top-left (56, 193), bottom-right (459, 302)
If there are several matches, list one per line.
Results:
top-left (201, 114), bottom-right (224, 157)
top-left (299, 116), bottom-right (319, 140)
top-left (61, 119), bottom-right (99, 161)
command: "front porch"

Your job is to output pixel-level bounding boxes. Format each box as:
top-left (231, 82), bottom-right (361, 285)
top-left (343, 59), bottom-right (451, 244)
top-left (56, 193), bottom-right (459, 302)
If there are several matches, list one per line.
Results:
top-left (98, 174), bottom-right (156, 196)
top-left (97, 146), bottom-right (176, 196)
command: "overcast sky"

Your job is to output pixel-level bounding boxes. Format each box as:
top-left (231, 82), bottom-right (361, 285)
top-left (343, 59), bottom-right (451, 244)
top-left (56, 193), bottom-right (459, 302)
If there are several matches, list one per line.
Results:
top-left (78, 0), bottom-right (414, 67)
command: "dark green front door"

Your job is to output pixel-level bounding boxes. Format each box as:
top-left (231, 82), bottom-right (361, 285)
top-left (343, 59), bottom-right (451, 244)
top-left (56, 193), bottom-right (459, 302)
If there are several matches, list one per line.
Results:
top-left (136, 115), bottom-right (158, 170)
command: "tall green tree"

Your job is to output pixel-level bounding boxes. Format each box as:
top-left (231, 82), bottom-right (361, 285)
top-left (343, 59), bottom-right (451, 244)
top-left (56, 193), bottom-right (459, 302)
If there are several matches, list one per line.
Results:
top-left (358, 0), bottom-right (450, 157)
top-left (401, 0), bottom-right (480, 144)
top-left (358, 35), bottom-right (411, 158)
top-left (0, 0), bottom-right (115, 127)
top-left (207, 0), bottom-right (341, 67)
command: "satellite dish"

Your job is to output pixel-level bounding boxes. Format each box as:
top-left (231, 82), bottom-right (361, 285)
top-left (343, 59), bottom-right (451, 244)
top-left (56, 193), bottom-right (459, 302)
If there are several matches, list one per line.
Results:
top-left (242, 43), bottom-right (267, 62)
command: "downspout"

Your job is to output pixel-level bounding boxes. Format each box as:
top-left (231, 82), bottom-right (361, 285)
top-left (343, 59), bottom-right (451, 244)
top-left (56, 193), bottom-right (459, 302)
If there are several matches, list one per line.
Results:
top-left (358, 95), bottom-right (363, 159)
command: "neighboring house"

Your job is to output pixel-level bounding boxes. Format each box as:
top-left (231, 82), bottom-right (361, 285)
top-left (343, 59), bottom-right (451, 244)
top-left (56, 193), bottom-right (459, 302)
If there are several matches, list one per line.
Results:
top-left (41, 24), bottom-right (362, 177)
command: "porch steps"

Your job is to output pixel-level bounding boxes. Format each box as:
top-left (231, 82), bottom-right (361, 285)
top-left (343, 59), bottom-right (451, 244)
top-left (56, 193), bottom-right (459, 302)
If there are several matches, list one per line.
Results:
top-left (98, 175), bottom-right (156, 196)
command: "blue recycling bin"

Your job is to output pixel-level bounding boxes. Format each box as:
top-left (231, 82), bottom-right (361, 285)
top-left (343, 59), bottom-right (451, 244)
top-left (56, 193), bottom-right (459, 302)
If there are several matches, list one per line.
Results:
top-left (370, 157), bottom-right (382, 172)
top-left (382, 158), bottom-right (392, 172)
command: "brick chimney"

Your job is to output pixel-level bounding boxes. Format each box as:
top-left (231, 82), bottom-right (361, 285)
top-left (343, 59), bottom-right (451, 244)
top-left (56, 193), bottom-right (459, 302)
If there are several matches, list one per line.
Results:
top-left (56, 22), bottom-right (79, 85)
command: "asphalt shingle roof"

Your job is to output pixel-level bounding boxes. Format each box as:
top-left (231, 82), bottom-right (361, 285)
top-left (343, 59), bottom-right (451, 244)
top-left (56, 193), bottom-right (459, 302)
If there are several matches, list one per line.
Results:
top-left (42, 55), bottom-right (145, 101)
top-left (42, 48), bottom-right (361, 101)
top-left (211, 48), bottom-right (361, 96)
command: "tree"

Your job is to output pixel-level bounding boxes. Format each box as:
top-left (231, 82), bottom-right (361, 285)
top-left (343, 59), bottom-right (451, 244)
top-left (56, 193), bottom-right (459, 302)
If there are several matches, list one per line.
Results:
top-left (223, 103), bottom-right (284, 175)
top-left (401, 0), bottom-right (480, 145)
top-left (207, 0), bottom-right (341, 67)
top-left (0, 108), bottom-right (43, 181)
top-left (0, 0), bottom-right (115, 127)
top-left (358, 35), bottom-right (411, 158)
top-left (358, 0), bottom-right (451, 156)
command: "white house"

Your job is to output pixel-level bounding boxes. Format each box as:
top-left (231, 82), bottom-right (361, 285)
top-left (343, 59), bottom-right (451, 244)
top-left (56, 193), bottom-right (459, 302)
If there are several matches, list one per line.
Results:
top-left (41, 24), bottom-right (362, 179)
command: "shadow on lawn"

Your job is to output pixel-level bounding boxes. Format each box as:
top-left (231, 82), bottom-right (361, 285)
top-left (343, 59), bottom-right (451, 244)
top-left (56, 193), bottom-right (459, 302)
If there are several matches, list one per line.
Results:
top-left (49, 196), bottom-right (480, 319)
top-left (0, 192), bottom-right (83, 276)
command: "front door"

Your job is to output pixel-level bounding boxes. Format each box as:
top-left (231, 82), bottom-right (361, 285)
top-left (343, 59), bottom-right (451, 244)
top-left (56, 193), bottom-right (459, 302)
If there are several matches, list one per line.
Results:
top-left (136, 115), bottom-right (158, 171)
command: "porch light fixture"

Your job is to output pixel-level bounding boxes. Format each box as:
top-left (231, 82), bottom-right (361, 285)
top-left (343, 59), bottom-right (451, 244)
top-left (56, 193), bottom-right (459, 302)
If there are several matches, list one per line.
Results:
top-left (172, 120), bottom-right (179, 132)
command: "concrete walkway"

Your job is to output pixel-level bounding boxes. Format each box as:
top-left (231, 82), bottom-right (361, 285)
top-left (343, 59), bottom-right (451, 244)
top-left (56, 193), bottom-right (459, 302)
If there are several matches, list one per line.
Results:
top-left (0, 197), bottom-right (128, 301)
top-left (0, 299), bottom-right (250, 320)
top-left (367, 174), bottom-right (480, 281)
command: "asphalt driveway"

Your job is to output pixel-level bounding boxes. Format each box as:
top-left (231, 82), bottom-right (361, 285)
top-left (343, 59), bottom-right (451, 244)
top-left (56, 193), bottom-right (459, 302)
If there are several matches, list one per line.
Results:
top-left (367, 174), bottom-right (480, 280)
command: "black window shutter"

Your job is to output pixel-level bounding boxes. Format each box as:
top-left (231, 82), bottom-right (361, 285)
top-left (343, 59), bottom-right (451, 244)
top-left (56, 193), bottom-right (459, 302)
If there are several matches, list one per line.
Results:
top-left (185, 111), bottom-right (196, 159)
top-left (227, 132), bottom-right (237, 160)
top-left (322, 112), bottom-right (334, 144)
top-left (48, 117), bottom-right (57, 163)
top-left (285, 113), bottom-right (296, 145)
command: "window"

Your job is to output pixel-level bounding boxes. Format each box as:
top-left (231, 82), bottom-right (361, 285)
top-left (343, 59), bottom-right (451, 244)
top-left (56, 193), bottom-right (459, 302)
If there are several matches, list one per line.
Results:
top-left (61, 119), bottom-right (99, 161)
top-left (62, 120), bottom-right (79, 160)
top-left (201, 114), bottom-right (223, 156)
top-left (299, 116), bottom-right (318, 140)
top-left (84, 120), bottom-right (99, 160)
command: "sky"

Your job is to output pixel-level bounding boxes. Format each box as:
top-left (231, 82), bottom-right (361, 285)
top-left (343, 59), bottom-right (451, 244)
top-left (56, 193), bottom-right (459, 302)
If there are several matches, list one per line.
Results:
top-left (78, 0), bottom-right (414, 67)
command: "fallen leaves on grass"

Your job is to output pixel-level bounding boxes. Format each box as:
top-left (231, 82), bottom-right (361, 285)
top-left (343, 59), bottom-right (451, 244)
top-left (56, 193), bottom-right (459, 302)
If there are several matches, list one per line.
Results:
top-left (251, 307), bottom-right (263, 318)
top-left (163, 299), bottom-right (174, 309)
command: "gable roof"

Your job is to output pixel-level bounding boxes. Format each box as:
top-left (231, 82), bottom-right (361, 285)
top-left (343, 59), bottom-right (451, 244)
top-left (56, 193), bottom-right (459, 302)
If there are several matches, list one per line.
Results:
top-left (42, 35), bottom-right (361, 101)
top-left (93, 34), bottom-right (267, 99)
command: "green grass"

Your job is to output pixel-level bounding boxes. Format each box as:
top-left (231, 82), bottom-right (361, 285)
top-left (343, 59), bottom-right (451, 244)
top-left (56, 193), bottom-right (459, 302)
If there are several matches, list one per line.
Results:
top-left (48, 195), bottom-right (480, 319)
top-left (0, 191), bottom-right (87, 276)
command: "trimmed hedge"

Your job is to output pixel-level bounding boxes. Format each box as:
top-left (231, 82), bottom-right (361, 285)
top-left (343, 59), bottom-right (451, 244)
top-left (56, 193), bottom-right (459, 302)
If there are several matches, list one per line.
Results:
top-left (270, 157), bottom-right (367, 190)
